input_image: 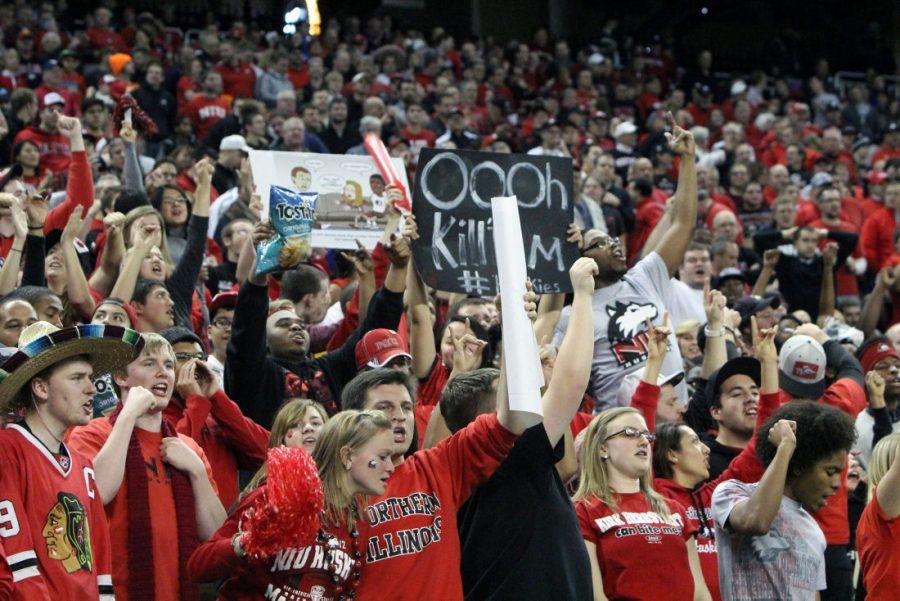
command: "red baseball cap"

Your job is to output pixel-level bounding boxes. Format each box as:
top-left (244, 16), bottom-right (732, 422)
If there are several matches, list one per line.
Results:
top-left (355, 329), bottom-right (411, 370)
top-left (208, 291), bottom-right (238, 318)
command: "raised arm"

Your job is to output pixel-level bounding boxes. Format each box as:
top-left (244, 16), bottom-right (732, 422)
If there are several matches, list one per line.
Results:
top-left (655, 113), bottom-right (698, 276)
top-left (89, 212), bottom-right (126, 297)
top-left (59, 208), bottom-right (96, 319)
top-left (109, 225), bottom-right (155, 302)
top-left (722, 419), bottom-right (796, 535)
top-left (86, 387), bottom-right (160, 504)
top-left (700, 284), bottom-right (729, 378)
top-left (541, 257), bottom-right (596, 446)
top-left (751, 249), bottom-right (780, 297)
top-left (875, 436), bottom-right (900, 519)
top-left (45, 116), bottom-right (93, 232)
top-left (818, 243), bottom-right (837, 325)
top-left (860, 267), bottom-right (893, 338)
top-left (0, 200), bottom-right (27, 295)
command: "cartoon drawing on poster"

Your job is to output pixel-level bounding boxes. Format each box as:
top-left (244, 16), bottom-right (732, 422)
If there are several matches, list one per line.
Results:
top-left (248, 150), bottom-right (410, 250)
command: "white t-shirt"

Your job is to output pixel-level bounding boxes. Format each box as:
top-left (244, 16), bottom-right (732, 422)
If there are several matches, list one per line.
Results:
top-left (852, 409), bottom-right (900, 469)
top-left (668, 278), bottom-right (706, 328)
top-left (552, 252), bottom-right (686, 410)
top-left (712, 479), bottom-right (827, 601)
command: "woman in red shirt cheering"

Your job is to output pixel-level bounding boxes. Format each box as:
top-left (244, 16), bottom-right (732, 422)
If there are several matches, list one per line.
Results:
top-left (189, 410), bottom-right (395, 600)
top-left (575, 405), bottom-right (712, 601)
top-left (856, 431), bottom-right (900, 600)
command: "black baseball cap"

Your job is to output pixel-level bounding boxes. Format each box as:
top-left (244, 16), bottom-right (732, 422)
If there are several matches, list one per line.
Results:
top-left (735, 295), bottom-right (780, 322)
top-left (706, 356), bottom-right (761, 404)
top-left (160, 327), bottom-right (204, 349)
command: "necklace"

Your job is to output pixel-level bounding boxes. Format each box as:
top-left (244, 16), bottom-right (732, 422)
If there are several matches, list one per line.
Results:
top-left (317, 522), bottom-right (362, 601)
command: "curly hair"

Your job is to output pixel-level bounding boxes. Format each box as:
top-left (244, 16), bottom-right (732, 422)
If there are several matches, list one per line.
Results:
top-left (755, 401), bottom-right (856, 481)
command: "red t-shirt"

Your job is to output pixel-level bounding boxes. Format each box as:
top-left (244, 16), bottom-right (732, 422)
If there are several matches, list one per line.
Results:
top-left (67, 419), bottom-right (217, 601)
top-left (576, 492), bottom-right (698, 601)
top-left (188, 486), bottom-right (366, 599)
top-left (416, 354), bottom-right (450, 433)
top-left (357, 413), bottom-right (518, 601)
top-left (856, 489), bottom-right (900, 601)
top-left (182, 94), bottom-right (231, 141)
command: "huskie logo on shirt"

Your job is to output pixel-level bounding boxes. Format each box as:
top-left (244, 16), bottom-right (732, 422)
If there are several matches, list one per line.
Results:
top-left (606, 301), bottom-right (658, 368)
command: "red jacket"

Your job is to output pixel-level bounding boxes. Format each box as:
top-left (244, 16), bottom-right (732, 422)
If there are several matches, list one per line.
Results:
top-left (861, 206), bottom-right (896, 273)
top-left (164, 388), bottom-right (269, 508)
top-left (628, 196), bottom-right (665, 265)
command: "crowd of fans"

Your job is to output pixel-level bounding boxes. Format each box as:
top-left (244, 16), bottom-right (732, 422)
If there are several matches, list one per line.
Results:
top-left (0, 3), bottom-right (899, 601)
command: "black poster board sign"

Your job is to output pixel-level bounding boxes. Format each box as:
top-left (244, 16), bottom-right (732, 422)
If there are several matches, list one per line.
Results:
top-left (411, 148), bottom-right (578, 296)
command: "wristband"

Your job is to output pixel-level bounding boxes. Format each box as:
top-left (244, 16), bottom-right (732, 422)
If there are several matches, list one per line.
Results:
top-left (28, 224), bottom-right (44, 230)
top-left (704, 326), bottom-right (723, 337)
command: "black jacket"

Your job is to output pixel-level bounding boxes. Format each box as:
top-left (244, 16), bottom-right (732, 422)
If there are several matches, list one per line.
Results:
top-left (132, 84), bottom-right (177, 141)
top-left (225, 280), bottom-right (404, 428)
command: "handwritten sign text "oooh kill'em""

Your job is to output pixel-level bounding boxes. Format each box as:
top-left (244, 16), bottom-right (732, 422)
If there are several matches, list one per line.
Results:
top-left (411, 148), bottom-right (578, 295)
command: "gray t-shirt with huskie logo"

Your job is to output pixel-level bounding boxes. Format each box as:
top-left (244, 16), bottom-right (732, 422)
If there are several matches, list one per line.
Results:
top-left (552, 252), bottom-right (686, 411)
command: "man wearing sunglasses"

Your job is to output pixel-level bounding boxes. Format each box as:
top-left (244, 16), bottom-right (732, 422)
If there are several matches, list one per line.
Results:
top-left (552, 113), bottom-right (698, 411)
top-left (158, 326), bottom-right (268, 509)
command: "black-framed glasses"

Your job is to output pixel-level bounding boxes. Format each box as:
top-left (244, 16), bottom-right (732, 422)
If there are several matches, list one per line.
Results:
top-left (175, 352), bottom-right (206, 362)
top-left (604, 426), bottom-right (655, 443)
top-left (212, 318), bottom-right (233, 329)
top-left (584, 236), bottom-right (621, 252)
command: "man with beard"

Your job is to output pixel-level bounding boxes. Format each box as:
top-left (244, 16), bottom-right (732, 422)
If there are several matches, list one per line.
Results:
top-left (552, 113), bottom-right (697, 410)
top-left (318, 97), bottom-right (360, 155)
top-left (225, 221), bottom-right (411, 427)
top-left (853, 337), bottom-right (900, 468)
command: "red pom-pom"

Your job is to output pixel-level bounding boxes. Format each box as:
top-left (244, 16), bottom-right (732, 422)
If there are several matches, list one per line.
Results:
top-left (241, 447), bottom-right (324, 558)
top-left (112, 95), bottom-right (159, 137)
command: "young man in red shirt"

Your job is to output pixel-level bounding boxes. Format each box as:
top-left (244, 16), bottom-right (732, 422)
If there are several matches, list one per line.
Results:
top-left (182, 71), bottom-right (232, 142)
top-left (215, 41), bottom-right (255, 100)
top-left (401, 102), bottom-right (436, 167)
top-left (68, 333), bottom-right (226, 601)
top-left (0, 321), bottom-right (144, 600)
top-left (340, 287), bottom-right (545, 601)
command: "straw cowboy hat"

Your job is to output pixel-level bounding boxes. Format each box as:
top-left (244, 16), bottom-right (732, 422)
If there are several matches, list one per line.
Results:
top-left (0, 322), bottom-right (144, 410)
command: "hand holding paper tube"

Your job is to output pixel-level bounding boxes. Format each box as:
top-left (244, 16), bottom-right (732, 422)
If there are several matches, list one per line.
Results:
top-left (491, 196), bottom-right (544, 418)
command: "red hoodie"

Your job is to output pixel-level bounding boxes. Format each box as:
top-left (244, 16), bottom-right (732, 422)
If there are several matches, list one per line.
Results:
top-left (357, 413), bottom-right (518, 601)
top-left (14, 126), bottom-right (71, 173)
top-left (643, 385), bottom-right (781, 601)
top-left (163, 388), bottom-right (270, 508)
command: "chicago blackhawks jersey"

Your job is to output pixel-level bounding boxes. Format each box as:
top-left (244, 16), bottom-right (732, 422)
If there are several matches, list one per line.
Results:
top-left (0, 424), bottom-right (113, 600)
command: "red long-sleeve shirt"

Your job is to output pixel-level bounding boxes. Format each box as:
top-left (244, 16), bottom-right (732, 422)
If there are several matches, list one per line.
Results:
top-left (861, 206), bottom-right (897, 274)
top-left (357, 413), bottom-right (518, 601)
top-left (163, 388), bottom-right (269, 508)
top-left (0, 150), bottom-right (94, 264)
top-left (13, 127), bottom-right (71, 174)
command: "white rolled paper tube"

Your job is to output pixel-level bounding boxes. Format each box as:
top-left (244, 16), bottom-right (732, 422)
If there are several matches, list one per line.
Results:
top-left (491, 195), bottom-right (544, 416)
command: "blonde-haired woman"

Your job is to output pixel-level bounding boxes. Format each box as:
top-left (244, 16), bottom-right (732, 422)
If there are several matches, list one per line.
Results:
top-left (189, 410), bottom-right (395, 599)
top-left (244, 398), bottom-right (328, 493)
top-left (575, 407), bottom-right (711, 601)
top-left (856, 432), bottom-right (900, 600)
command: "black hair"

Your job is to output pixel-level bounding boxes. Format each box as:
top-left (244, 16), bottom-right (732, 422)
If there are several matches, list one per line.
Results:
top-left (150, 184), bottom-right (192, 219)
top-left (280, 265), bottom-right (328, 303)
top-left (755, 401), bottom-right (856, 481)
top-left (133, 279), bottom-right (166, 305)
top-left (632, 178), bottom-right (653, 199)
top-left (447, 296), bottom-right (491, 318)
top-left (10, 88), bottom-right (36, 114)
top-left (652, 422), bottom-right (689, 480)
top-left (11, 138), bottom-right (39, 165)
top-left (7, 285), bottom-right (57, 306)
top-left (340, 368), bottom-right (416, 411)
top-left (439, 368), bottom-right (500, 433)
top-left (113, 189), bottom-right (150, 214)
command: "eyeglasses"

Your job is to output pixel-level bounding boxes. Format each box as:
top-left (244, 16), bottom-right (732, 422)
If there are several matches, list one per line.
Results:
top-left (584, 236), bottom-right (621, 252)
top-left (175, 352), bottom-right (206, 362)
top-left (162, 197), bottom-right (188, 206)
top-left (604, 426), bottom-right (655, 443)
top-left (212, 318), bottom-right (233, 329)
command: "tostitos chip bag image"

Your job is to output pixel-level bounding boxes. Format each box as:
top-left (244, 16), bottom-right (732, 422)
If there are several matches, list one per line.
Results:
top-left (256, 185), bottom-right (317, 276)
